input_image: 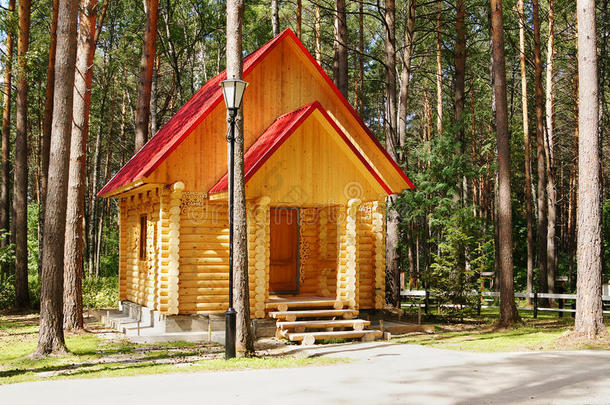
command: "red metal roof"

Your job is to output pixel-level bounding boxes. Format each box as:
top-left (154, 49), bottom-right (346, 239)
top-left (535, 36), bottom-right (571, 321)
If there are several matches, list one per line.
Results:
top-left (209, 101), bottom-right (392, 195)
top-left (99, 28), bottom-right (413, 197)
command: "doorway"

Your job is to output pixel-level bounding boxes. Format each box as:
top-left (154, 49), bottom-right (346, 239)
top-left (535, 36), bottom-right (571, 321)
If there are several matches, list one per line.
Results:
top-left (269, 207), bottom-right (299, 294)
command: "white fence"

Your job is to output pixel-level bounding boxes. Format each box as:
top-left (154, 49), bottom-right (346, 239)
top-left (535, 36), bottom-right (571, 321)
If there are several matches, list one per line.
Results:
top-left (400, 290), bottom-right (610, 317)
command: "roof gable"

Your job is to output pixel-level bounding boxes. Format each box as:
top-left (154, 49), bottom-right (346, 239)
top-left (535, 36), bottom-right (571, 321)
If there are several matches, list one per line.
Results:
top-left (99, 29), bottom-right (413, 197)
top-left (209, 101), bottom-right (391, 198)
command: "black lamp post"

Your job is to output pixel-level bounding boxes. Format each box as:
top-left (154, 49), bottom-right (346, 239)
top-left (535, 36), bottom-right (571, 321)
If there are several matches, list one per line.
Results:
top-left (220, 77), bottom-right (248, 360)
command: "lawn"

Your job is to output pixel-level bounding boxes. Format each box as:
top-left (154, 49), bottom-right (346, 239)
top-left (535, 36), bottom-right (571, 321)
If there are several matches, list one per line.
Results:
top-left (0, 312), bottom-right (345, 385)
top-left (394, 308), bottom-right (610, 352)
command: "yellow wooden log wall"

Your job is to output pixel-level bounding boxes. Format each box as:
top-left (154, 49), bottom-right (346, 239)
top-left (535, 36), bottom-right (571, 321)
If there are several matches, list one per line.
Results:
top-left (119, 188), bottom-right (162, 309)
top-left (157, 188), bottom-right (170, 312)
top-left (355, 201), bottom-right (386, 309)
top-left (248, 197), bottom-right (270, 318)
top-left (371, 201), bottom-right (386, 308)
top-left (336, 199), bottom-right (361, 309)
top-left (178, 196), bottom-right (230, 314)
top-left (298, 208), bottom-right (321, 295)
top-left (166, 182), bottom-right (184, 314)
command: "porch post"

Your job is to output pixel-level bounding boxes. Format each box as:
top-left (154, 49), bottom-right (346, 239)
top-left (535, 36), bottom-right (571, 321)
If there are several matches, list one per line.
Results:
top-left (250, 196), bottom-right (270, 318)
top-left (167, 181), bottom-right (184, 315)
top-left (371, 201), bottom-right (386, 309)
top-left (337, 198), bottom-right (361, 309)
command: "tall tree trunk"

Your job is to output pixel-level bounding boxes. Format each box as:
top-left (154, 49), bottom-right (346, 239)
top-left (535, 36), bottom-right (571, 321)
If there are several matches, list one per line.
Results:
top-left (397, 0), bottom-right (416, 166)
top-left (64, 0), bottom-right (98, 331)
top-left (1, 0), bottom-right (15, 279)
top-left (333, 0), bottom-right (348, 98)
top-left (226, 0), bottom-right (255, 355)
top-left (454, 0), bottom-right (466, 145)
top-left (454, 0), bottom-right (466, 203)
top-left (296, 0), bottom-right (301, 39)
top-left (435, 0), bottom-right (443, 135)
top-left (533, 0), bottom-right (548, 297)
top-left (517, 0), bottom-right (534, 305)
top-left (314, 5), bottom-right (321, 64)
top-left (271, 0), bottom-right (279, 36)
top-left (574, 0), bottom-right (606, 339)
top-left (39, 0), bottom-right (60, 279)
top-left (134, 0), bottom-right (159, 152)
top-left (35, 0), bottom-right (79, 357)
top-left (13, 0), bottom-right (32, 310)
top-left (384, 0), bottom-right (400, 307)
top-left (545, 0), bottom-right (556, 296)
top-left (357, 1), bottom-right (364, 115)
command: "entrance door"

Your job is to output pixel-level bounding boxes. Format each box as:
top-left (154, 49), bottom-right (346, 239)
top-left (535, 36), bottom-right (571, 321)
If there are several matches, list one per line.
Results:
top-left (269, 207), bottom-right (299, 294)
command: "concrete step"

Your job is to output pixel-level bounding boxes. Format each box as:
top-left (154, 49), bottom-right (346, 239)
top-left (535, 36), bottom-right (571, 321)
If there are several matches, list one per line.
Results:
top-left (269, 309), bottom-right (358, 321)
top-left (277, 319), bottom-right (370, 332)
top-left (283, 329), bottom-right (382, 345)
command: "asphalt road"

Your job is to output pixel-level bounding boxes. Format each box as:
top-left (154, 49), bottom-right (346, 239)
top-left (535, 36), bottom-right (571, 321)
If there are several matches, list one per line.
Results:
top-left (3, 342), bottom-right (610, 405)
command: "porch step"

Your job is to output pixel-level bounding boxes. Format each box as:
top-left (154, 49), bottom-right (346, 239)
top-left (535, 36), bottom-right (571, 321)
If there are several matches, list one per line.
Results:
top-left (270, 309), bottom-right (358, 321)
top-left (277, 319), bottom-right (370, 331)
top-left (282, 329), bottom-right (383, 345)
top-left (265, 297), bottom-right (339, 311)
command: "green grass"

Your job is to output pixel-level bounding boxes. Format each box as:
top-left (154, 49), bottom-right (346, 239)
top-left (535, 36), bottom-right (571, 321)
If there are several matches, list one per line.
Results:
top-left (394, 324), bottom-right (570, 352)
top-left (0, 313), bottom-right (347, 385)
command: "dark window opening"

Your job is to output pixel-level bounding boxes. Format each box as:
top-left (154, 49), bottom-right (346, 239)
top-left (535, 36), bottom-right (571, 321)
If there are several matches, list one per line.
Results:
top-left (139, 215), bottom-right (147, 259)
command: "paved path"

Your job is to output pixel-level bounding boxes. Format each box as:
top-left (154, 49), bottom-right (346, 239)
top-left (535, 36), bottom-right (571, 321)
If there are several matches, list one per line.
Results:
top-left (3, 342), bottom-right (610, 405)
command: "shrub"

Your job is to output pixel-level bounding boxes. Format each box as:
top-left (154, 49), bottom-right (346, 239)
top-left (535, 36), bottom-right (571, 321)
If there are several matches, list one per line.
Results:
top-left (83, 276), bottom-right (119, 309)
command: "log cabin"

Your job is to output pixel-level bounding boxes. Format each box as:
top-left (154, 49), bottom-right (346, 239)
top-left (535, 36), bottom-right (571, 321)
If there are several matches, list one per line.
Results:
top-left (99, 29), bottom-right (414, 344)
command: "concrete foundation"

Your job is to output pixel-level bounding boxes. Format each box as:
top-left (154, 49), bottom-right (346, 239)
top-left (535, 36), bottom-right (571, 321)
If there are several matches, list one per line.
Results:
top-left (98, 301), bottom-right (276, 344)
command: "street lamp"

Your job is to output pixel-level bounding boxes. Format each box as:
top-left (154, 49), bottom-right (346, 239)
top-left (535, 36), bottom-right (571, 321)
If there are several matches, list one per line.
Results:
top-left (220, 77), bottom-right (248, 360)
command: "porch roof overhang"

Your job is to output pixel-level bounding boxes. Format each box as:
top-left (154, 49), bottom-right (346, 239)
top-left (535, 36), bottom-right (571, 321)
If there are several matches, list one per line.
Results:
top-left (208, 101), bottom-right (394, 198)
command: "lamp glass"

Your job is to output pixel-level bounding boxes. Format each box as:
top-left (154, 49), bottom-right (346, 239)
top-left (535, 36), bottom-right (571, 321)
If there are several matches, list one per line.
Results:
top-left (220, 79), bottom-right (248, 110)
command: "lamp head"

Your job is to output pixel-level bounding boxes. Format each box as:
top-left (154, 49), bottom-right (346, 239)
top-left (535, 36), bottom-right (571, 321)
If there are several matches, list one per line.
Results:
top-left (220, 77), bottom-right (248, 112)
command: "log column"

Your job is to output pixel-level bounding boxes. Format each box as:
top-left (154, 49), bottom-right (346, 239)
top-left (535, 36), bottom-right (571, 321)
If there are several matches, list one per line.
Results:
top-left (118, 198), bottom-right (128, 301)
top-left (337, 198), bottom-right (361, 309)
top-left (249, 196), bottom-right (270, 318)
top-left (167, 181), bottom-right (184, 315)
top-left (371, 201), bottom-right (386, 309)
top-left (157, 187), bottom-right (170, 311)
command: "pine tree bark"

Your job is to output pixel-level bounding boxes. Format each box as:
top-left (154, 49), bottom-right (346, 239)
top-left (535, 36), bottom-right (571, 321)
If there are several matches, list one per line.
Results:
top-left (454, 0), bottom-right (466, 145)
top-left (296, 0), bottom-right (301, 39)
top-left (574, 0), bottom-right (606, 339)
top-left (35, 0), bottom-right (79, 357)
top-left (134, 0), bottom-right (159, 152)
top-left (384, 0), bottom-right (400, 307)
top-left (13, 0), bottom-right (32, 310)
top-left (517, 0), bottom-right (534, 305)
top-left (357, 1), bottom-right (364, 115)
top-left (397, 0), bottom-right (416, 166)
top-left (226, 0), bottom-right (255, 355)
top-left (314, 5), bottom-right (321, 64)
top-left (1, 0), bottom-right (15, 277)
top-left (532, 0), bottom-right (548, 298)
top-left (64, 0), bottom-right (98, 331)
top-left (435, 0), bottom-right (443, 135)
top-left (545, 0), bottom-right (556, 296)
top-left (333, 0), bottom-right (348, 98)
top-left (271, 0), bottom-right (279, 36)
top-left (491, 0), bottom-right (519, 325)
top-left (39, 0), bottom-right (60, 278)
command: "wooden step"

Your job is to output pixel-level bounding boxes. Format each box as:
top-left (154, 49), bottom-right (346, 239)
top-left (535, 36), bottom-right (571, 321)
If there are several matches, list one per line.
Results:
top-left (277, 319), bottom-right (370, 332)
top-left (284, 329), bottom-right (383, 345)
top-left (265, 297), bottom-right (339, 311)
top-left (269, 309), bottom-right (358, 321)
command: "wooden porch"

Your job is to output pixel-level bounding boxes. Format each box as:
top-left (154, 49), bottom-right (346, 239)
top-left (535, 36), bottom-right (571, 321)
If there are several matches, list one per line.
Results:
top-left (265, 295), bottom-right (381, 345)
